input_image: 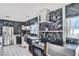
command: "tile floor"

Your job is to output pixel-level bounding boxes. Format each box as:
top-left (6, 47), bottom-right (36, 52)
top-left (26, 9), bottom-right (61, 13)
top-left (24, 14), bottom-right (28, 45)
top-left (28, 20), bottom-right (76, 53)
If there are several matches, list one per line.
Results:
top-left (0, 45), bottom-right (32, 56)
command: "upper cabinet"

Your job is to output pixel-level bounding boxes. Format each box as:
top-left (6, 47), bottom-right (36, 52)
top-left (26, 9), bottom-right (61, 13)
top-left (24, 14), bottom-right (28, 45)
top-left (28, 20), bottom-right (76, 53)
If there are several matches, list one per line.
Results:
top-left (66, 3), bottom-right (79, 18)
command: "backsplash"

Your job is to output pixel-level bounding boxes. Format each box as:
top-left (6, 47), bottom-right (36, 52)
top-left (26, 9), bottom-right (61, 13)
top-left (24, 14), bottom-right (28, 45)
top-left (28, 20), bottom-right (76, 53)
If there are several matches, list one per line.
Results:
top-left (39, 32), bottom-right (63, 46)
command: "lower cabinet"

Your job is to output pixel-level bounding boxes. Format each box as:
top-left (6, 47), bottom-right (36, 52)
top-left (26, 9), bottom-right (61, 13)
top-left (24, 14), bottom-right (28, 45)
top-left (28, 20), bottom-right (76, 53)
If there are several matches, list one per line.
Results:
top-left (16, 36), bottom-right (22, 44)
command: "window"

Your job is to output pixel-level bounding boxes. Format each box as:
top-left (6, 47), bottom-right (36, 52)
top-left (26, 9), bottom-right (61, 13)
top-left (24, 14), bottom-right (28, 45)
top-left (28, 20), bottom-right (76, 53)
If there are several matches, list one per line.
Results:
top-left (67, 16), bottom-right (79, 38)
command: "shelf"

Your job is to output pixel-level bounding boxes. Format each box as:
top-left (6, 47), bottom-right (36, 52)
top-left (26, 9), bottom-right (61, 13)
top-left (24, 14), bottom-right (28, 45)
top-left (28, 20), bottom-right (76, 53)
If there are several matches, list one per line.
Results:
top-left (39, 21), bottom-right (52, 23)
top-left (39, 30), bottom-right (63, 32)
top-left (22, 26), bottom-right (30, 30)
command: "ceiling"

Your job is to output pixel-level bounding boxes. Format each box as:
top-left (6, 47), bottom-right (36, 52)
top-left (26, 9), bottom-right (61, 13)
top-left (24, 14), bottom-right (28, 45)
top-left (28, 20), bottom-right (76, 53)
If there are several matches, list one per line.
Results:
top-left (0, 3), bottom-right (69, 22)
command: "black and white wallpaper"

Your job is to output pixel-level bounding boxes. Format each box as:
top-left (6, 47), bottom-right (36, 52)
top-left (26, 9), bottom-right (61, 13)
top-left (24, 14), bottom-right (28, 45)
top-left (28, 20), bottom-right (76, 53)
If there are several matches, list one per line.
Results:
top-left (39, 32), bottom-right (63, 46)
top-left (0, 19), bottom-right (25, 36)
top-left (66, 3), bottom-right (79, 18)
top-left (25, 17), bottom-right (38, 26)
top-left (39, 8), bottom-right (62, 31)
top-left (25, 17), bottom-right (38, 35)
top-left (39, 22), bottom-right (50, 30)
top-left (39, 8), bottom-right (63, 46)
top-left (49, 8), bottom-right (62, 30)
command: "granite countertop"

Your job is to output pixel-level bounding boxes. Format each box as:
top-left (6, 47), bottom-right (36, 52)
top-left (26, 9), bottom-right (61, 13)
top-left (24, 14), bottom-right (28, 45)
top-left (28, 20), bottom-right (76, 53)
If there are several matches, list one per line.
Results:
top-left (32, 41), bottom-right (44, 50)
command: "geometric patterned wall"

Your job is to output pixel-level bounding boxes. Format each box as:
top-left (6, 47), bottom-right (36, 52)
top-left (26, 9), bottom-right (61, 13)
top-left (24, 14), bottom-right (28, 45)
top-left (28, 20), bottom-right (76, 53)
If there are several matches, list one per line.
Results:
top-left (0, 19), bottom-right (24, 36)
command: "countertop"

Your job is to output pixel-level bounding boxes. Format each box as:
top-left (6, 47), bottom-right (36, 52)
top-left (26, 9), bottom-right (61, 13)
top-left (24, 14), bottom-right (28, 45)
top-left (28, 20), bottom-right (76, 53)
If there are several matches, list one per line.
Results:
top-left (48, 43), bottom-right (75, 56)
